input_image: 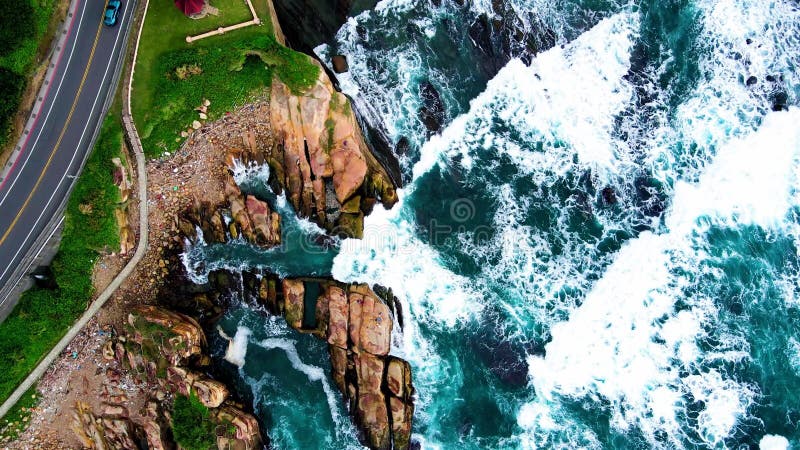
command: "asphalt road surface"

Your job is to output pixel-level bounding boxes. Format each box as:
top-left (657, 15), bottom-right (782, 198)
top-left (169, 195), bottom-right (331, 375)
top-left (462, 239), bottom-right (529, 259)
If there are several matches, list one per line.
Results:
top-left (0, 0), bottom-right (135, 318)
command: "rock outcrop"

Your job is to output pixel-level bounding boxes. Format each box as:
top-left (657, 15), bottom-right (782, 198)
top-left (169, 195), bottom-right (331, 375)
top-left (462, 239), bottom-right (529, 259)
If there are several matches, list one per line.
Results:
top-left (466, 3), bottom-right (556, 79)
top-left (72, 398), bottom-right (144, 450)
top-left (224, 64), bottom-right (397, 238)
top-left (249, 278), bottom-right (414, 450)
top-left (112, 157), bottom-right (136, 255)
top-left (76, 305), bottom-right (264, 450)
top-left (177, 171), bottom-right (282, 247)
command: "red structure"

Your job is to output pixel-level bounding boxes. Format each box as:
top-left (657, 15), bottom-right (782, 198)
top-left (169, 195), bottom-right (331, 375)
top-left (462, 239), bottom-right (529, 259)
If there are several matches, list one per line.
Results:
top-left (174, 0), bottom-right (204, 15)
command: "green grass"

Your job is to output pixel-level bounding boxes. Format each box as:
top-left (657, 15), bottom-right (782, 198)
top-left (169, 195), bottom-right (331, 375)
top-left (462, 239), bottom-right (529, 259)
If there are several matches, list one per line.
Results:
top-left (132, 0), bottom-right (319, 158)
top-left (0, 385), bottom-right (38, 443)
top-left (172, 392), bottom-right (217, 450)
top-left (0, 0), bottom-right (61, 148)
top-left (0, 111), bottom-right (123, 403)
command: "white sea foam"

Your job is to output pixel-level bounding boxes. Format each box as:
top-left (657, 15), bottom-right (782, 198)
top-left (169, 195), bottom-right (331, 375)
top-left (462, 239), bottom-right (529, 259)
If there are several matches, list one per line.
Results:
top-left (788, 338), bottom-right (800, 375)
top-left (525, 109), bottom-right (800, 447)
top-left (256, 337), bottom-right (345, 429)
top-left (645, 0), bottom-right (800, 184)
top-left (219, 326), bottom-right (251, 368)
top-left (334, 193), bottom-right (482, 326)
top-left (759, 434), bottom-right (790, 450)
top-left (324, 0), bottom-right (800, 447)
top-left (414, 12), bottom-right (639, 182)
top-left (331, 11), bottom-right (648, 447)
top-left (231, 159), bottom-right (271, 186)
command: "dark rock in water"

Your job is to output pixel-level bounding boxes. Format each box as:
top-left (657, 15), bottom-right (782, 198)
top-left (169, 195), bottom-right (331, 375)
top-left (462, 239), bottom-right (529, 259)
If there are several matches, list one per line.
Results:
top-left (601, 187), bottom-right (618, 205)
top-left (331, 54), bottom-right (349, 73)
top-left (746, 75), bottom-right (758, 86)
top-left (458, 419), bottom-right (473, 437)
top-left (466, 7), bottom-right (556, 80)
top-left (469, 15), bottom-right (498, 72)
top-left (418, 81), bottom-right (447, 135)
top-left (772, 91), bottom-right (788, 111)
top-left (394, 136), bottom-right (410, 156)
top-left (350, 100), bottom-right (404, 187)
top-left (486, 342), bottom-right (529, 386)
top-left (270, 0), bottom-right (372, 54)
top-left (469, 315), bottom-right (532, 387)
top-left (635, 176), bottom-right (666, 218)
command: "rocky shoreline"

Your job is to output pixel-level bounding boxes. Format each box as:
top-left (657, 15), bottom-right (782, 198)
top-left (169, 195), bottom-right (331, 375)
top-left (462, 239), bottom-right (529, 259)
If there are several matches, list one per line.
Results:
top-left (166, 65), bottom-right (414, 449)
top-left (30, 50), bottom-right (412, 450)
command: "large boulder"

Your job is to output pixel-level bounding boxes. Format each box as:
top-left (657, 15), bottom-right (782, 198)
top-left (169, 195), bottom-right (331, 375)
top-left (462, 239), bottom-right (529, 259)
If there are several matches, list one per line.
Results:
top-left (269, 62), bottom-right (397, 237)
top-left (283, 279), bottom-right (305, 330)
top-left (215, 405), bottom-right (263, 450)
top-left (357, 392), bottom-right (390, 450)
top-left (357, 292), bottom-right (392, 356)
top-left (128, 306), bottom-right (206, 367)
top-left (246, 195), bottom-right (281, 246)
top-left (71, 402), bottom-right (108, 450)
top-left (326, 285), bottom-right (348, 348)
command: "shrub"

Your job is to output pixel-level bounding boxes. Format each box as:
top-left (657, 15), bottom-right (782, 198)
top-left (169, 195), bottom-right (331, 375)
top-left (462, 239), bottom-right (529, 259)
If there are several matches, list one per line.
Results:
top-left (0, 0), bottom-right (35, 57)
top-left (0, 68), bottom-right (25, 146)
top-left (172, 392), bottom-right (217, 450)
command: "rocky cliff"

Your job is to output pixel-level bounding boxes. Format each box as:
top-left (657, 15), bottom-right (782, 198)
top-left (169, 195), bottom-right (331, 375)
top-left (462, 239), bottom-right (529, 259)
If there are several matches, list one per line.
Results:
top-left (157, 25), bottom-right (411, 448)
top-left (175, 63), bottom-right (397, 241)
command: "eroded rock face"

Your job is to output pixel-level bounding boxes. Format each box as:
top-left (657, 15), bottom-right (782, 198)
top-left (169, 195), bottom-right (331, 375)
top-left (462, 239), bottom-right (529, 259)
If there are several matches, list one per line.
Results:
top-left (467, 4), bottom-right (556, 79)
top-left (218, 63), bottom-right (398, 238)
top-left (178, 172), bottom-right (282, 248)
top-left (106, 305), bottom-right (264, 450)
top-left (128, 305), bottom-right (206, 367)
top-left (266, 279), bottom-right (414, 449)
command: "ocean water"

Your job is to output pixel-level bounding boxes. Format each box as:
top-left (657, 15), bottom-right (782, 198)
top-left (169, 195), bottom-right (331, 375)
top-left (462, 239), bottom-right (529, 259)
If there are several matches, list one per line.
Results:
top-left (188, 0), bottom-right (800, 448)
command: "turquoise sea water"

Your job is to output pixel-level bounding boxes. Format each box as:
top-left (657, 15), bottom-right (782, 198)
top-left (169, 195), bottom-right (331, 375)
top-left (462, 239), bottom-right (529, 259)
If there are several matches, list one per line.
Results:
top-left (187, 0), bottom-right (800, 448)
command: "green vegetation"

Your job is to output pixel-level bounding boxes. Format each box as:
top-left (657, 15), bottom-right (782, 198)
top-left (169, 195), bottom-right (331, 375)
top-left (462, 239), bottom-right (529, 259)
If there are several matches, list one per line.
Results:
top-left (0, 0), bottom-right (61, 148)
top-left (325, 118), bottom-right (335, 153)
top-left (172, 392), bottom-right (217, 450)
top-left (0, 112), bottom-right (123, 402)
top-left (0, 385), bottom-right (38, 443)
top-left (132, 0), bottom-right (319, 158)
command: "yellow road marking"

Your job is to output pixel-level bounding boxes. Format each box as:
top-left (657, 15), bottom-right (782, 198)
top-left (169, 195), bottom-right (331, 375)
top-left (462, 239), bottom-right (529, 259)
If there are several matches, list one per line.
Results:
top-left (0, 9), bottom-right (106, 247)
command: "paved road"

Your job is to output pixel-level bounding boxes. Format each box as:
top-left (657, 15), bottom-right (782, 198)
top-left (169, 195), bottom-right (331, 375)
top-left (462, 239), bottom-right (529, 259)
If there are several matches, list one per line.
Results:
top-left (0, 0), bottom-right (136, 317)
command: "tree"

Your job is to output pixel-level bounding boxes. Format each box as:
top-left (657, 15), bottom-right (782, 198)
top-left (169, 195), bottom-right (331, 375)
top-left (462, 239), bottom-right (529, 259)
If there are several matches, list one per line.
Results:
top-left (0, 0), bottom-right (35, 57)
top-left (171, 392), bottom-right (217, 450)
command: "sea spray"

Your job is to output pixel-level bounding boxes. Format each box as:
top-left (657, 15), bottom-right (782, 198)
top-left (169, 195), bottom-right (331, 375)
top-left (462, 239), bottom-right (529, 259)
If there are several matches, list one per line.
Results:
top-left (526, 109), bottom-right (800, 448)
top-left (195, 0), bottom-right (800, 447)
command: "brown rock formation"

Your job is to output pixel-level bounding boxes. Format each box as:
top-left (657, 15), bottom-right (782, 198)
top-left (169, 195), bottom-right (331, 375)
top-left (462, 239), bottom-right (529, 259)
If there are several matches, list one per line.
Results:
top-left (217, 62), bottom-right (398, 239)
top-left (127, 305), bottom-right (205, 367)
top-left (256, 278), bottom-right (414, 449)
top-left (215, 405), bottom-right (262, 450)
top-left (102, 305), bottom-right (263, 449)
top-left (178, 172), bottom-right (282, 248)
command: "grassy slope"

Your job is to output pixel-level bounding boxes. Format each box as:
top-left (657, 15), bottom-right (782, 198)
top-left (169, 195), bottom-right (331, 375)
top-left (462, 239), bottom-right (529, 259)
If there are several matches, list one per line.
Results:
top-left (0, 0), bottom-right (62, 148)
top-left (0, 385), bottom-right (37, 443)
top-left (132, 0), bottom-right (318, 157)
top-left (0, 107), bottom-right (123, 404)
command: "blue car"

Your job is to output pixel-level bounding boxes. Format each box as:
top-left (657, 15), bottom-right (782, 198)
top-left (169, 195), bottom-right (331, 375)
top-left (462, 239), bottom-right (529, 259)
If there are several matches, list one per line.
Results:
top-left (103, 0), bottom-right (121, 26)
